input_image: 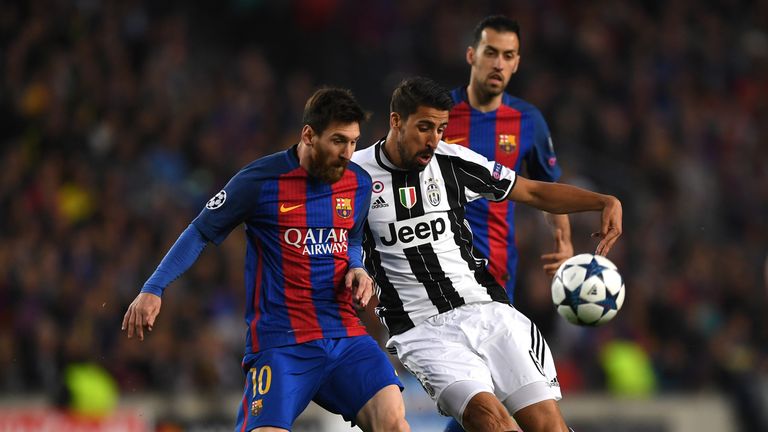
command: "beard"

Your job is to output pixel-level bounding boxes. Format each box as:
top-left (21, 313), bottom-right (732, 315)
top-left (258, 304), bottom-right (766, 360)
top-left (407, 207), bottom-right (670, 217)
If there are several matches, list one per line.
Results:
top-left (476, 71), bottom-right (507, 98)
top-left (397, 136), bottom-right (432, 172)
top-left (318, 163), bottom-right (347, 183)
top-left (481, 79), bottom-right (505, 96)
top-left (309, 150), bottom-right (348, 183)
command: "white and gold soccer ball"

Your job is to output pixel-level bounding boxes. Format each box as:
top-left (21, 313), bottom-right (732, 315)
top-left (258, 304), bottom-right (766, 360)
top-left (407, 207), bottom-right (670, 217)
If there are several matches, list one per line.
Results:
top-left (551, 253), bottom-right (625, 326)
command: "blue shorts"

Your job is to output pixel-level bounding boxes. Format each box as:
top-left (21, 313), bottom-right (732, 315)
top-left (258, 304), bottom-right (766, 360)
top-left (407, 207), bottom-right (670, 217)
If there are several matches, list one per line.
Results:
top-left (233, 335), bottom-right (402, 431)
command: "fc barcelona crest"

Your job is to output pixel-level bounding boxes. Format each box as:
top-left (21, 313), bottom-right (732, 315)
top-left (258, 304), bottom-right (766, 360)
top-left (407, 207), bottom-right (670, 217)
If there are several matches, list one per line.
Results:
top-left (499, 134), bottom-right (516, 153)
top-left (251, 399), bottom-right (263, 416)
top-left (335, 197), bottom-right (352, 218)
top-left (399, 187), bottom-right (417, 209)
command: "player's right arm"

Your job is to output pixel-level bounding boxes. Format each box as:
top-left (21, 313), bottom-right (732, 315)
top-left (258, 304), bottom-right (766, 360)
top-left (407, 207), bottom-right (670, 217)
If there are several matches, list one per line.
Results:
top-left (122, 294), bottom-right (161, 341)
top-left (122, 224), bottom-right (208, 340)
top-left (123, 164), bottom-right (263, 340)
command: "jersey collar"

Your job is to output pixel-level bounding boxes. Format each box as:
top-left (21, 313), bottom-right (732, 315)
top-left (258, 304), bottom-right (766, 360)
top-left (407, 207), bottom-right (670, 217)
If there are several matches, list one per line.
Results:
top-left (287, 144), bottom-right (300, 168)
top-left (375, 138), bottom-right (411, 173)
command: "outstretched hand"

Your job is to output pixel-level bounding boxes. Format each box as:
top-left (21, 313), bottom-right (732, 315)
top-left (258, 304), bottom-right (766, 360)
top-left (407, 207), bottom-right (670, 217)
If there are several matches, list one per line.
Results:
top-left (592, 197), bottom-right (623, 256)
top-left (346, 267), bottom-right (373, 310)
top-left (122, 292), bottom-right (162, 341)
top-left (541, 228), bottom-right (574, 276)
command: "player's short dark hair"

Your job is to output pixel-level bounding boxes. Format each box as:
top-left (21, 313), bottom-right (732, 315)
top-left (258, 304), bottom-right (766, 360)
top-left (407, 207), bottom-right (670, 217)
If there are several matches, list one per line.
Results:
top-left (471, 15), bottom-right (520, 48)
top-left (303, 87), bottom-right (368, 135)
top-left (390, 77), bottom-right (453, 120)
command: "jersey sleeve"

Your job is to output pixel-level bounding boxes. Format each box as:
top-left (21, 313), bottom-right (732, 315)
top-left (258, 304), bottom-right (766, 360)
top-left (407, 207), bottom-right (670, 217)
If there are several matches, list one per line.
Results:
top-left (448, 144), bottom-right (517, 203)
top-left (524, 109), bottom-right (561, 182)
top-left (141, 224), bottom-right (207, 296)
top-left (192, 169), bottom-right (261, 245)
top-left (348, 170), bottom-right (373, 269)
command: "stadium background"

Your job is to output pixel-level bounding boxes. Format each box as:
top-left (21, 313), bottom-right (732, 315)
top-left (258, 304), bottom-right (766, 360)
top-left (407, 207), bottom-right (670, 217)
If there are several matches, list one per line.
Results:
top-left (0, 0), bottom-right (766, 430)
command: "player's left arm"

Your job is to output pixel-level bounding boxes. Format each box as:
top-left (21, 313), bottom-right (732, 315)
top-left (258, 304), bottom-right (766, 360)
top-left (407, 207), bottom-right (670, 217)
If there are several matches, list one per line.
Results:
top-left (526, 109), bottom-right (574, 274)
top-left (507, 176), bottom-right (622, 256)
top-left (346, 171), bottom-right (374, 309)
top-left (345, 268), bottom-right (373, 309)
top-left (452, 143), bottom-right (617, 256)
top-left (541, 214), bottom-right (574, 275)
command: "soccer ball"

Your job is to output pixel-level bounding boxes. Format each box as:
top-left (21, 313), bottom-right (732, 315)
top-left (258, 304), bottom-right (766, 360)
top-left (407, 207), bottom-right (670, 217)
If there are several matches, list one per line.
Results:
top-left (551, 253), bottom-right (625, 326)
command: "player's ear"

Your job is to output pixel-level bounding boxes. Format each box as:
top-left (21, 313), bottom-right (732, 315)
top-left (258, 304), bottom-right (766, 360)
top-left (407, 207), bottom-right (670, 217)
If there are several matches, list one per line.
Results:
top-left (466, 46), bottom-right (475, 65)
top-left (301, 125), bottom-right (315, 147)
top-left (390, 112), bottom-right (401, 129)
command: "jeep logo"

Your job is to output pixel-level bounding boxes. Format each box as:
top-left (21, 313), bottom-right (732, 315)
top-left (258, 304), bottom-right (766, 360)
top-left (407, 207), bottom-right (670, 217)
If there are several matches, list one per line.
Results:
top-left (380, 218), bottom-right (446, 246)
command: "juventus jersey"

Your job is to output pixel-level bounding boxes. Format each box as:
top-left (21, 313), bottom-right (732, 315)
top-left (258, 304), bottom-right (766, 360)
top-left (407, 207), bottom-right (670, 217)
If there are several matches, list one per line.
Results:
top-left (353, 139), bottom-right (517, 336)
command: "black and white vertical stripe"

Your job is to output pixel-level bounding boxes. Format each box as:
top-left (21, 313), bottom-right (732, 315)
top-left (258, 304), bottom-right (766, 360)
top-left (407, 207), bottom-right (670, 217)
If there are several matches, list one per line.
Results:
top-left (363, 222), bottom-right (414, 335)
top-left (530, 320), bottom-right (547, 375)
top-left (352, 141), bottom-right (516, 336)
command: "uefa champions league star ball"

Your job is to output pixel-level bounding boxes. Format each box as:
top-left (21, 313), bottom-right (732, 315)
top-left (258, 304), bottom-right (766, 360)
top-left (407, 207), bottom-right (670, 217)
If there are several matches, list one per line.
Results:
top-left (551, 253), bottom-right (625, 326)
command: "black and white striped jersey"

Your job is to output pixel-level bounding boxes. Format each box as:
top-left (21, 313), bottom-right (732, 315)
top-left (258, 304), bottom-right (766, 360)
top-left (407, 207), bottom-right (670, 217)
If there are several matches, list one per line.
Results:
top-left (352, 139), bottom-right (518, 336)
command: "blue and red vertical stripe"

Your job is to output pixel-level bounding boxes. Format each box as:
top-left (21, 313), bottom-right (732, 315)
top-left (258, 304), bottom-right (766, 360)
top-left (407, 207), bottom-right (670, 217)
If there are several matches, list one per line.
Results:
top-left (246, 167), bottom-right (367, 353)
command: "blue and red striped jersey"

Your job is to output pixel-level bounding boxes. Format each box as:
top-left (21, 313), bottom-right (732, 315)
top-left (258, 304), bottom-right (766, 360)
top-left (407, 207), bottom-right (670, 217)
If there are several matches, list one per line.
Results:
top-left (193, 145), bottom-right (371, 354)
top-left (443, 87), bottom-right (561, 302)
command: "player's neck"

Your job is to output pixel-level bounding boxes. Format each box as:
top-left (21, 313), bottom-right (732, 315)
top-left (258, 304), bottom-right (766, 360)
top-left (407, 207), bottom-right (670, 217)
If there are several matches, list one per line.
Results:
top-left (467, 84), bottom-right (502, 113)
top-left (297, 141), bottom-right (313, 173)
top-left (383, 132), bottom-right (405, 170)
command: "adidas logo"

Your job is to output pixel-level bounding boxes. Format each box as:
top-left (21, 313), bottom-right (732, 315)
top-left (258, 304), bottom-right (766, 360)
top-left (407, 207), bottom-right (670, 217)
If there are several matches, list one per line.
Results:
top-left (372, 196), bottom-right (389, 209)
top-left (549, 377), bottom-right (560, 388)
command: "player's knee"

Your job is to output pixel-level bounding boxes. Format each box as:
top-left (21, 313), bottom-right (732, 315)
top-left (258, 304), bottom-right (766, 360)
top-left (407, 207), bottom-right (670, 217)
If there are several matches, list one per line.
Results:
top-left (511, 399), bottom-right (568, 432)
top-left (461, 396), bottom-right (512, 432)
top-left (462, 406), bottom-right (507, 431)
top-left (369, 408), bottom-right (409, 432)
top-left (358, 388), bottom-right (410, 432)
top-left (381, 415), bottom-right (410, 432)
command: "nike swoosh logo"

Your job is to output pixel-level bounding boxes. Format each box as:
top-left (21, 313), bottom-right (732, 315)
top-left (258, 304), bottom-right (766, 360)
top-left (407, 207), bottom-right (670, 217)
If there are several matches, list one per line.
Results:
top-left (444, 137), bottom-right (466, 144)
top-left (279, 203), bottom-right (304, 213)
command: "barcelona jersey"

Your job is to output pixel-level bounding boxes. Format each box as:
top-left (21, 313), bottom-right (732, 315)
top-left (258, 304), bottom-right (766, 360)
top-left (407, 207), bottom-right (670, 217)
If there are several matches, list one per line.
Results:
top-left (193, 145), bottom-right (371, 354)
top-left (443, 87), bottom-right (561, 301)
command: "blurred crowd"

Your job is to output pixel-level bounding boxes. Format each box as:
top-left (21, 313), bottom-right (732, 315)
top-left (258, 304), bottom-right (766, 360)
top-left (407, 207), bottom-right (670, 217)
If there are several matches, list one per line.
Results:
top-left (1, 0), bottom-right (767, 428)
